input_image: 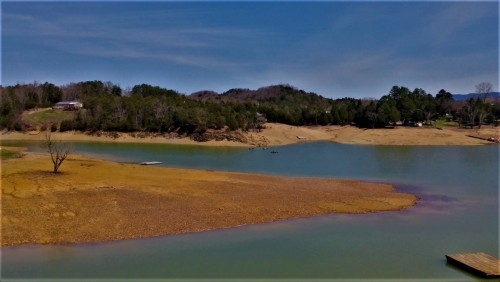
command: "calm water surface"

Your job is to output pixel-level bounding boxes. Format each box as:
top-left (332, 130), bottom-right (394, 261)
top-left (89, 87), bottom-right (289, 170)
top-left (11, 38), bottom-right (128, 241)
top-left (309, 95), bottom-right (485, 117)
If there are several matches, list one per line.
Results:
top-left (1, 141), bottom-right (498, 281)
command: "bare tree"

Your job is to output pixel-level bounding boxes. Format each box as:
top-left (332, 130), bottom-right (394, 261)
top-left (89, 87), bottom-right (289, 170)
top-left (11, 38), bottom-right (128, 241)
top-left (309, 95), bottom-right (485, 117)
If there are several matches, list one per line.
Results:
top-left (461, 99), bottom-right (475, 128)
top-left (477, 104), bottom-right (489, 129)
top-left (112, 96), bottom-right (127, 124)
top-left (475, 82), bottom-right (493, 102)
top-left (474, 82), bottom-right (494, 128)
top-left (61, 83), bottom-right (79, 101)
top-left (44, 132), bottom-right (72, 173)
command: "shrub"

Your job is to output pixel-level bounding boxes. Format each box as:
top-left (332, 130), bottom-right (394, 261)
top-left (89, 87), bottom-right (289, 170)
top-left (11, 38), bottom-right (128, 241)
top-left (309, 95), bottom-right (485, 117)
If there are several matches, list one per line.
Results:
top-left (59, 120), bottom-right (74, 132)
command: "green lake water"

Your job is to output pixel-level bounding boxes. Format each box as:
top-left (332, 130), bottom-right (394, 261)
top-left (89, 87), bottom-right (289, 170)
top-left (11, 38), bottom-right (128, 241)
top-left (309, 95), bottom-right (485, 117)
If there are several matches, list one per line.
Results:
top-left (1, 141), bottom-right (498, 281)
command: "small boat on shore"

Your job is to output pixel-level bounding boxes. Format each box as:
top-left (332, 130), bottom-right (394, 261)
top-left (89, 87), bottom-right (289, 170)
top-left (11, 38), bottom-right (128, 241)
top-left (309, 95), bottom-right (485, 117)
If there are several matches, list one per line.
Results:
top-left (140, 161), bottom-right (162, 165)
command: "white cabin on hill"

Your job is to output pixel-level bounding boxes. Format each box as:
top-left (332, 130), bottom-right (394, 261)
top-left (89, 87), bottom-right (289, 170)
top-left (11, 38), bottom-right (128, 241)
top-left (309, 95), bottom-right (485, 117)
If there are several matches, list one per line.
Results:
top-left (53, 101), bottom-right (83, 110)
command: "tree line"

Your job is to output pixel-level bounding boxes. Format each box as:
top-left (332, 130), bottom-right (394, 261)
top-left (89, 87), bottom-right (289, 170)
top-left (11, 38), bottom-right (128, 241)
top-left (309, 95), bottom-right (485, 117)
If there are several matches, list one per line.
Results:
top-left (1, 80), bottom-right (499, 134)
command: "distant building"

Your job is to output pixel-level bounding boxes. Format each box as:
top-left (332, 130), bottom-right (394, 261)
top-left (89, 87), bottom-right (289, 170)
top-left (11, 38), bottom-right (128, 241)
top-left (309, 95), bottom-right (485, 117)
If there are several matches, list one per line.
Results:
top-left (53, 101), bottom-right (83, 110)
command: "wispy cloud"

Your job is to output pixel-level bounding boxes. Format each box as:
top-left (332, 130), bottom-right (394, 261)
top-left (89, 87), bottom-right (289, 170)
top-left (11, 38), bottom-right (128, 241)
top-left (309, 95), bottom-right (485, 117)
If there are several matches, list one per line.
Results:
top-left (422, 2), bottom-right (498, 45)
top-left (3, 7), bottom-right (267, 70)
top-left (3, 1), bottom-right (498, 97)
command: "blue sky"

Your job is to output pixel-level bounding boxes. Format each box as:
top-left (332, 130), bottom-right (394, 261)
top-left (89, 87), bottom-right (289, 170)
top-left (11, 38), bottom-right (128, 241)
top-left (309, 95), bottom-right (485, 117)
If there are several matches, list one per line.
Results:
top-left (2, 1), bottom-right (499, 98)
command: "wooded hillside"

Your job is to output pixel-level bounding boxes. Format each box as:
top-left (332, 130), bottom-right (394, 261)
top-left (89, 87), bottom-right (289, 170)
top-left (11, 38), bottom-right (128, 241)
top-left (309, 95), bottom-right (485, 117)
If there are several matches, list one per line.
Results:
top-left (1, 81), bottom-right (499, 135)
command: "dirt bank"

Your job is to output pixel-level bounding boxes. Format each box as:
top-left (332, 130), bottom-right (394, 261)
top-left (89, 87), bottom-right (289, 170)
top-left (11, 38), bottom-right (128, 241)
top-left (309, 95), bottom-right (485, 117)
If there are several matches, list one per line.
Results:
top-left (319, 125), bottom-right (499, 146)
top-left (1, 153), bottom-right (417, 246)
top-left (1, 123), bottom-right (498, 147)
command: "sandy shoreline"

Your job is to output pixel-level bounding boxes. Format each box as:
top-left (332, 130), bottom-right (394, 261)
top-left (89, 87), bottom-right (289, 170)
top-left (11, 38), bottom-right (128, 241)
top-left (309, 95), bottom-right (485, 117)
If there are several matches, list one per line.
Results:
top-left (1, 152), bottom-right (417, 246)
top-left (1, 123), bottom-right (498, 146)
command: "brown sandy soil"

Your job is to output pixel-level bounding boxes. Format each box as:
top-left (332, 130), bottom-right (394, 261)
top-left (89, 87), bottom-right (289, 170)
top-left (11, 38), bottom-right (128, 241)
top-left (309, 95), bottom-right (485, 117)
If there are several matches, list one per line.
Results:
top-left (1, 153), bottom-right (417, 246)
top-left (320, 125), bottom-right (500, 146)
top-left (256, 123), bottom-right (499, 146)
top-left (1, 123), bottom-right (498, 147)
top-left (1, 129), bottom-right (252, 147)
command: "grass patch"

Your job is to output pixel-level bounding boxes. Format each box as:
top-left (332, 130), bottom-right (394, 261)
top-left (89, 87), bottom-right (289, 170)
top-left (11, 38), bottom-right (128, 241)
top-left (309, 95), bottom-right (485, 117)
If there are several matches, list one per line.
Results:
top-left (433, 118), bottom-right (459, 128)
top-left (0, 149), bottom-right (23, 159)
top-left (433, 119), bottom-right (446, 128)
top-left (22, 109), bottom-right (76, 129)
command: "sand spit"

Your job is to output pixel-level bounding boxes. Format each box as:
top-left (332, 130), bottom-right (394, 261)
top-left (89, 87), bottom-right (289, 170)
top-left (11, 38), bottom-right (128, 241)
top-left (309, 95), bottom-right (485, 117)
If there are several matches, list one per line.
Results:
top-left (1, 153), bottom-right (417, 246)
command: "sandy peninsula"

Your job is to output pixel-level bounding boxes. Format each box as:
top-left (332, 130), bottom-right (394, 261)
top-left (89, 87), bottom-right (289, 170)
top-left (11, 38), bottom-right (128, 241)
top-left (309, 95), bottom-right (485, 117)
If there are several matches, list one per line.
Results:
top-left (1, 151), bottom-right (417, 246)
top-left (1, 123), bottom-right (498, 146)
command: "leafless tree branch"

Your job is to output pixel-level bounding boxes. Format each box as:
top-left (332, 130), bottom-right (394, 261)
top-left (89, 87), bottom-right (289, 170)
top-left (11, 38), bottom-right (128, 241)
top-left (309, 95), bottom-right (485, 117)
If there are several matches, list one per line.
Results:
top-left (44, 131), bottom-right (72, 173)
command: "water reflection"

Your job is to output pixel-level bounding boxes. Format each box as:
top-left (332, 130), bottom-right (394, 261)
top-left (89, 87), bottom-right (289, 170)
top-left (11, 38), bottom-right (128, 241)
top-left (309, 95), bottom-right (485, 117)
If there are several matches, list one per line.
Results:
top-left (374, 146), bottom-right (418, 176)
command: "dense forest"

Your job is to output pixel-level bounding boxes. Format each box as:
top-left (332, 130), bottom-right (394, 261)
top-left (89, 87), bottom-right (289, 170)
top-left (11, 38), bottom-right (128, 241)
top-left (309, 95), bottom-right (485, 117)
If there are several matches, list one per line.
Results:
top-left (1, 81), bottom-right (499, 135)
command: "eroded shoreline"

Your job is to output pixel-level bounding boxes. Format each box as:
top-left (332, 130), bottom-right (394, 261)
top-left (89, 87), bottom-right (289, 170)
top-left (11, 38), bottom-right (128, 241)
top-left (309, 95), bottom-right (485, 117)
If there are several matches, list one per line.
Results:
top-left (1, 123), bottom-right (499, 147)
top-left (1, 153), bottom-right (418, 246)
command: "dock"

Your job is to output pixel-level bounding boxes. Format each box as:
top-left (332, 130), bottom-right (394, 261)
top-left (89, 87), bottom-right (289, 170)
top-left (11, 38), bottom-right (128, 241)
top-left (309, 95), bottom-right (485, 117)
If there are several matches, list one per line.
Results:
top-left (446, 252), bottom-right (500, 278)
top-left (466, 135), bottom-right (499, 143)
top-left (140, 161), bottom-right (162, 165)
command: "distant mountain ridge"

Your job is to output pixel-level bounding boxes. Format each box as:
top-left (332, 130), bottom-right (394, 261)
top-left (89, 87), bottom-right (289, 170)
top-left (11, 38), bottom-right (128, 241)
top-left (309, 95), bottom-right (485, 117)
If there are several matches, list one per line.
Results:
top-left (190, 84), bottom-right (332, 103)
top-left (453, 92), bottom-right (500, 101)
top-left (190, 87), bottom-right (500, 102)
